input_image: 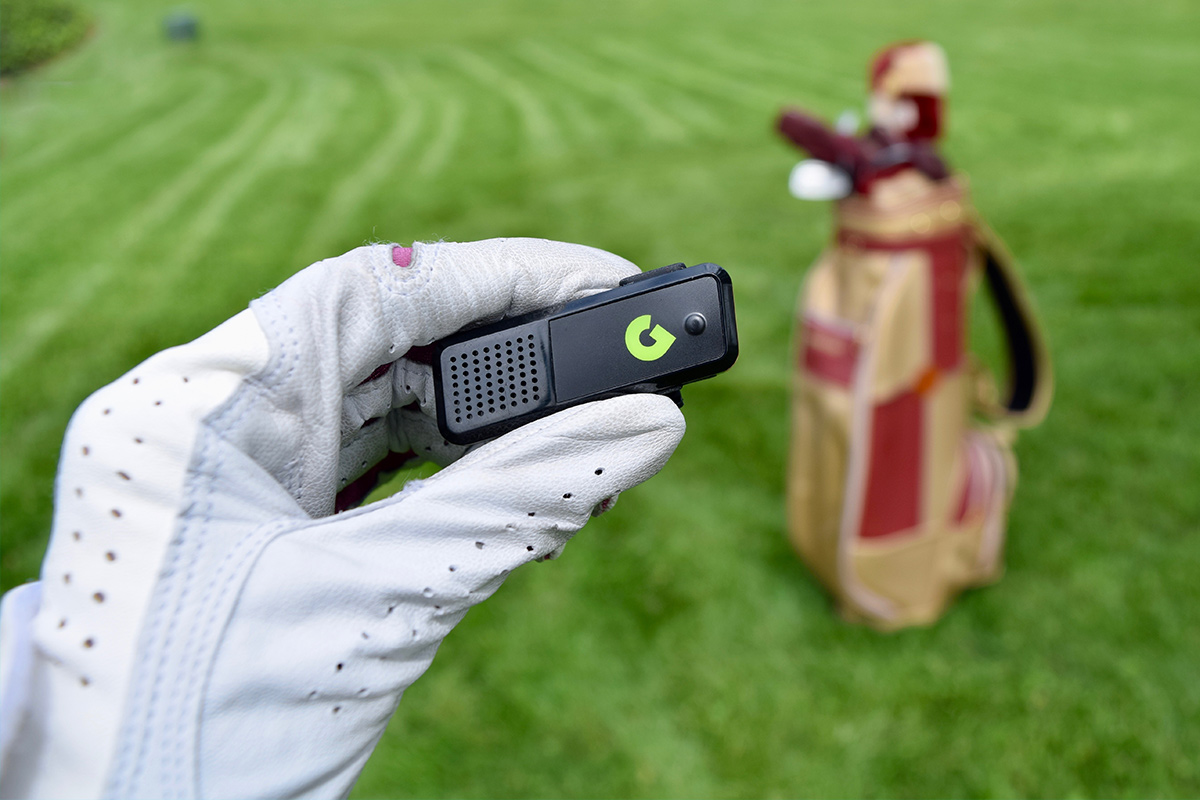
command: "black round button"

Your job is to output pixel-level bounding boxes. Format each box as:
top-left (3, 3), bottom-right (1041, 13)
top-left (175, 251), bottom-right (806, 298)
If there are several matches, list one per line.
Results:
top-left (683, 313), bottom-right (706, 335)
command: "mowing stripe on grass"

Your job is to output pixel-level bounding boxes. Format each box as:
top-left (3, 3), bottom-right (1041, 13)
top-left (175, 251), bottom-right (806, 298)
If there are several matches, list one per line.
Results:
top-left (293, 56), bottom-right (427, 262)
top-left (0, 77), bottom-right (236, 240)
top-left (594, 37), bottom-right (786, 111)
top-left (442, 47), bottom-right (565, 160)
top-left (169, 65), bottom-right (357, 276)
top-left (0, 64), bottom-right (293, 380)
top-left (515, 41), bottom-right (689, 142)
top-left (581, 40), bottom-right (729, 137)
top-left (414, 89), bottom-right (467, 179)
top-left (0, 76), bottom-right (195, 182)
top-left (682, 31), bottom-right (860, 102)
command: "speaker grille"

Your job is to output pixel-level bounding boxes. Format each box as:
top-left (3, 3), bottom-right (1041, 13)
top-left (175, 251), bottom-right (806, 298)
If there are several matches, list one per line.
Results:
top-left (445, 329), bottom-right (546, 426)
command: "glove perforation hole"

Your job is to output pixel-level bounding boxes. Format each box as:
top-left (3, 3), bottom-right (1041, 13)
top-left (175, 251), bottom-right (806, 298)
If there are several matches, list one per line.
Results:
top-left (475, 541), bottom-right (485, 549)
top-left (93, 592), bottom-right (105, 603)
top-left (336, 663), bottom-right (344, 671)
top-left (106, 551), bottom-right (117, 561)
top-left (73, 531), bottom-right (82, 541)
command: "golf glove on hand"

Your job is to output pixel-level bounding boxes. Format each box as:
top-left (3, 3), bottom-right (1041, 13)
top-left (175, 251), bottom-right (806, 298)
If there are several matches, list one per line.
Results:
top-left (0, 238), bottom-right (686, 799)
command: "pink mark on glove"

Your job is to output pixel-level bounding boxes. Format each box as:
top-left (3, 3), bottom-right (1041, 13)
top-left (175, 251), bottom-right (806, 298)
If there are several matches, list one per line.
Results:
top-left (392, 246), bottom-right (413, 268)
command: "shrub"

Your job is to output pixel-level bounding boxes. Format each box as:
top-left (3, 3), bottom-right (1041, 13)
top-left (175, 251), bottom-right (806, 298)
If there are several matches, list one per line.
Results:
top-left (0, 0), bottom-right (92, 76)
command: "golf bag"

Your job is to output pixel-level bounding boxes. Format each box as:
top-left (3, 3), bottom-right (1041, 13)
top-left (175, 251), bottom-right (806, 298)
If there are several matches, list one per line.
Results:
top-left (786, 175), bottom-right (1052, 629)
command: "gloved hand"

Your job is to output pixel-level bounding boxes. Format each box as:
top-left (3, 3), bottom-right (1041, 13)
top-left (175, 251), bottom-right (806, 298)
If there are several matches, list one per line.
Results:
top-left (0, 239), bottom-right (686, 799)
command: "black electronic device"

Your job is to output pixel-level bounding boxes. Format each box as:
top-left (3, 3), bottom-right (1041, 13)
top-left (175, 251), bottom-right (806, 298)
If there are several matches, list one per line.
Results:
top-left (432, 262), bottom-right (738, 444)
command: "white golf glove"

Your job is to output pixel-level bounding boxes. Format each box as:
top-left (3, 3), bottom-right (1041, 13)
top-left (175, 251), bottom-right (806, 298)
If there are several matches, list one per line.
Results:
top-left (0, 239), bottom-right (686, 799)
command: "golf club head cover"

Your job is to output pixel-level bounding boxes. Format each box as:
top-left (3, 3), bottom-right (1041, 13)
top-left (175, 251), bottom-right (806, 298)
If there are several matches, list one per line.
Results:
top-left (0, 239), bottom-right (686, 799)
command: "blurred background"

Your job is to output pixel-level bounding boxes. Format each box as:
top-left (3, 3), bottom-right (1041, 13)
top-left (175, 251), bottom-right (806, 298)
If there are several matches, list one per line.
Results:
top-left (2, 0), bottom-right (1198, 796)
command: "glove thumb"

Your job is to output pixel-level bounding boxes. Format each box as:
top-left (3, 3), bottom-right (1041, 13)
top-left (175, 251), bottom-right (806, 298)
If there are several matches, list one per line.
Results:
top-left (191, 394), bottom-right (685, 798)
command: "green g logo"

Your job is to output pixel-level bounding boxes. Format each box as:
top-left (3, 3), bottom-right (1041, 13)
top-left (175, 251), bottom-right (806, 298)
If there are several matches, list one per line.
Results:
top-left (625, 314), bottom-right (677, 361)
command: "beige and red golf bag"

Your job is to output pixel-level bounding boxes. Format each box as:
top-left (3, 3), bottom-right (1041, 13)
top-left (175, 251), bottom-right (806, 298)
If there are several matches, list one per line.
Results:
top-left (786, 174), bottom-right (1053, 629)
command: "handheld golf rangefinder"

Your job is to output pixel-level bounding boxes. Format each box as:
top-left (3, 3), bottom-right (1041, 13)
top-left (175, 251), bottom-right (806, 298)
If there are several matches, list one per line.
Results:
top-left (432, 262), bottom-right (738, 444)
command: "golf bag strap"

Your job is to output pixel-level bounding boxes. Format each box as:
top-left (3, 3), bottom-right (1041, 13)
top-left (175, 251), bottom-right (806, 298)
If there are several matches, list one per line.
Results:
top-left (972, 217), bottom-right (1054, 428)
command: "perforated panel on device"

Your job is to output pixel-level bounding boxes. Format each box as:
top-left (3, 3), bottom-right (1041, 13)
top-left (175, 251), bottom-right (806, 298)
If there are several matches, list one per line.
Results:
top-left (438, 322), bottom-right (552, 437)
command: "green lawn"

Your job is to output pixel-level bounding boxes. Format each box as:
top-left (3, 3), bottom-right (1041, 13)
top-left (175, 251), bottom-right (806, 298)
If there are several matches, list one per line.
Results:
top-left (3, 0), bottom-right (1199, 796)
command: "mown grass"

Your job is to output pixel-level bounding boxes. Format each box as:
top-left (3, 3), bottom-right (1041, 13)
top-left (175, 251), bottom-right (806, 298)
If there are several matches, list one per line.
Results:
top-left (2, 0), bottom-right (1199, 796)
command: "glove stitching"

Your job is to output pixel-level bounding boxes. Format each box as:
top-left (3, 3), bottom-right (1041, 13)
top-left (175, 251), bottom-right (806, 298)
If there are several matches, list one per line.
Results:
top-left (168, 382), bottom-right (267, 796)
top-left (370, 243), bottom-right (432, 299)
top-left (169, 416), bottom-right (228, 798)
top-left (168, 363), bottom-right (285, 799)
top-left (113, 324), bottom-right (287, 797)
top-left (268, 290), bottom-right (307, 507)
top-left (112, 414), bottom-right (213, 797)
top-left (185, 438), bottom-right (233, 798)
top-left (247, 289), bottom-right (305, 505)
top-left (188, 515), bottom-right (294, 799)
top-left (369, 245), bottom-right (435, 355)
top-left (170, 312), bottom-right (330, 796)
